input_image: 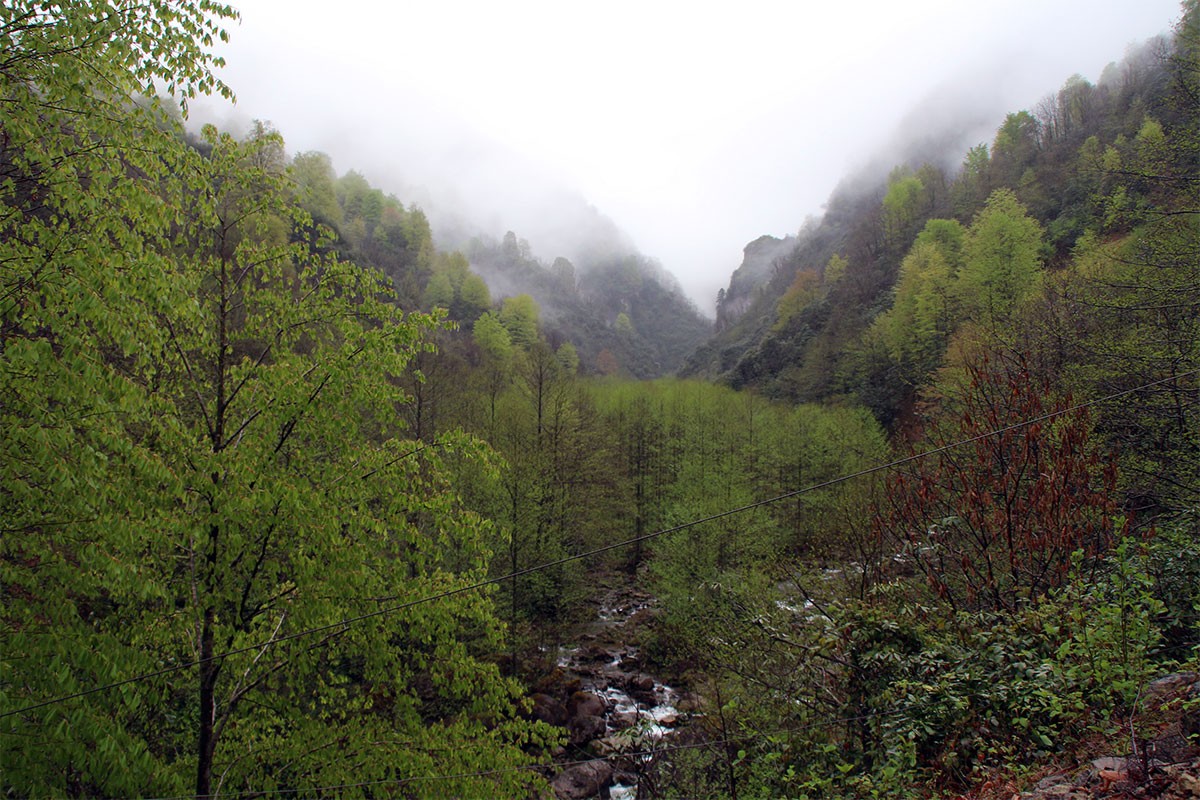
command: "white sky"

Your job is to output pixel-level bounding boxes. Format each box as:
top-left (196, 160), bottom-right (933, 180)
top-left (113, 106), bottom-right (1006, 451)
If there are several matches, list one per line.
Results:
top-left (209, 0), bottom-right (1182, 311)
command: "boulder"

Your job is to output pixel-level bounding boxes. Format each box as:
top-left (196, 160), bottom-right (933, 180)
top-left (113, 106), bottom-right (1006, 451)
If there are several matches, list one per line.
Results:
top-left (626, 674), bottom-right (657, 705)
top-left (618, 654), bottom-right (642, 672)
top-left (626, 674), bottom-right (655, 693)
top-left (675, 692), bottom-right (703, 713)
top-left (591, 735), bottom-right (627, 756)
top-left (529, 693), bottom-right (568, 728)
top-left (568, 714), bottom-right (607, 746)
top-left (552, 760), bottom-right (613, 800)
top-left (609, 710), bottom-right (639, 731)
top-left (568, 690), bottom-right (607, 719)
top-left (580, 644), bottom-right (613, 663)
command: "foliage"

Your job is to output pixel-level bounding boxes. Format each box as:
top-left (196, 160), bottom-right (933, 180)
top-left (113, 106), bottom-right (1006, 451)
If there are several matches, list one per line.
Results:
top-left (641, 532), bottom-right (1175, 799)
top-left (954, 188), bottom-right (1044, 331)
top-left (874, 354), bottom-right (1120, 614)
top-left (499, 293), bottom-right (541, 350)
top-left (0, 4), bottom-right (555, 795)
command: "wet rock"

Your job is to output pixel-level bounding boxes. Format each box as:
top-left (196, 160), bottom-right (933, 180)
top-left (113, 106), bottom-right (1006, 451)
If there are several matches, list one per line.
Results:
top-left (612, 769), bottom-right (638, 788)
top-left (533, 667), bottom-right (564, 695)
top-left (626, 674), bottom-right (657, 705)
top-left (552, 760), bottom-right (613, 799)
top-left (628, 608), bottom-right (655, 629)
top-left (626, 674), bottom-right (654, 693)
top-left (592, 735), bottom-right (627, 756)
top-left (569, 690), bottom-right (607, 719)
top-left (609, 710), bottom-right (639, 731)
top-left (529, 693), bottom-right (568, 727)
top-left (580, 644), bottom-right (613, 663)
top-left (568, 714), bottom-right (607, 746)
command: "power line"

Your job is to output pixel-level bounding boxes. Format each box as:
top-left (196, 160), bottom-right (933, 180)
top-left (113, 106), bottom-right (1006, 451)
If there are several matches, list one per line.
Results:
top-left (2, 367), bottom-right (1196, 722)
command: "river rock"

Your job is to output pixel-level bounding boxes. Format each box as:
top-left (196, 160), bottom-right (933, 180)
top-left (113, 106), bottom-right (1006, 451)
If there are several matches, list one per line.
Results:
top-left (628, 607), bottom-right (655, 629)
top-left (529, 692), bottom-right (568, 727)
top-left (569, 690), bottom-right (607, 719)
top-left (609, 710), bottom-right (639, 731)
top-left (626, 674), bottom-right (657, 704)
top-left (592, 735), bottom-right (629, 756)
top-left (626, 674), bottom-right (654, 692)
top-left (568, 714), bottom-right (607, 745)
top-left (552, 759), bottom-right (613, 799)
top-left (535, 667), bottom-right (581, 697)
top-left (580, 644), bottom-right (613, 663)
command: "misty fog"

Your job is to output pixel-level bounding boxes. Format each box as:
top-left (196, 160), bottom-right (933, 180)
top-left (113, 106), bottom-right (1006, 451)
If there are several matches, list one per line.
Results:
top-left (196, 0), bottom-right (1183, 312)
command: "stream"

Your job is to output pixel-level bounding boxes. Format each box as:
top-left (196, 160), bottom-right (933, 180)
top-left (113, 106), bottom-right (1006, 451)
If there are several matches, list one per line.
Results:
top-left (540, 581), bottom-right (692, 799)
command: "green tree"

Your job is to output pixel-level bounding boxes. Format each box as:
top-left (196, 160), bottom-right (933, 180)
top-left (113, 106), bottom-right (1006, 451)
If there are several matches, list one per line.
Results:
top-left (774, 268), bottom-right (821, 331)
top-left (556, 341), bottom-right (580, 376)
top-left (472, 312), bottom-right (514, 435)
top-left (878, 221), bottom-right (964, 362)
top-left (499, 293), bottom-right (540, 349)
top-left (424, 269), bottom-right (456, 310)
top-left (615, 310), bottom-right (636, 336)
top-left (951, 143), bottom-right (992, 216)
top-left (956, 189), bottom-right (1044, 330)
top-left (551, 255), bottom-right (577, 292)
top-left (459, 270), bottom-right (493, 319)
top-left (881, 167), bottom-right (928, 248)
top-left (291, 150), bottom-right (344, 235)
top-left (2, 3), bottom-right (239, 793)
top-left (990, 111), bottom-right (1040, 187)
top-left (824, 253), bottom-right (849, 285)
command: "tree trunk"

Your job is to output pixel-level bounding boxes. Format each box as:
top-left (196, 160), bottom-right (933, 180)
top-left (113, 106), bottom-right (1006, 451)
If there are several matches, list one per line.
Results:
top-left (195, 606), bottom-right (218, 798)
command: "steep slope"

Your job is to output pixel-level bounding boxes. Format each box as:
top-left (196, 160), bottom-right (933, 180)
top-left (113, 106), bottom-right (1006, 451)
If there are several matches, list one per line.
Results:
top-left (466, 233), bottom-right (712, 378)
top-left (680, 32), bottom-right (1179, 424)
top-left (287, 152), bottom-right (712, 378)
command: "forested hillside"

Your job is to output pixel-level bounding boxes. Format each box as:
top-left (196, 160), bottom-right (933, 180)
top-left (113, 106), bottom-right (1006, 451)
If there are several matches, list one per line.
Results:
top-left (2, 1), bottom-right (1199, 798)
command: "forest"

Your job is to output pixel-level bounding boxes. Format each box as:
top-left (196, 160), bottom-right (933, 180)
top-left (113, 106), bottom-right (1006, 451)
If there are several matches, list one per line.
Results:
top-left (1, 1), bottom-right (1199, 798)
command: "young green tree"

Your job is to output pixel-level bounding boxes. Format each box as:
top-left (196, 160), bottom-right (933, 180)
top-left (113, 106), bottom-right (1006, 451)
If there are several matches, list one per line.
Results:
top-left (499, 293), bottom-right (540, 350)
top-left (956, 189), bottom-right (1045, 331)
top-left (290, 150), bottom-right (344, 231)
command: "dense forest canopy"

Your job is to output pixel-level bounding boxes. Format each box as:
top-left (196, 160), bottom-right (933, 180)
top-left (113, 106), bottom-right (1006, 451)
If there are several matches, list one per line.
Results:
top-left (2, 1), bottom-right (1199, 798)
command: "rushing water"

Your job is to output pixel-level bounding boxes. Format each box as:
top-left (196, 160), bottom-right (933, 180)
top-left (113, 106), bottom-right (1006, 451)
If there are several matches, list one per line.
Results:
top-left (553, 586), bottom-right (686, 797)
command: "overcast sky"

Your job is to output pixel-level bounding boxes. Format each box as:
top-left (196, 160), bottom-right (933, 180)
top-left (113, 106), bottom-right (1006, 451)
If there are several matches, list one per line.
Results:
top-left (207, 0), bottom-right (1182, 311)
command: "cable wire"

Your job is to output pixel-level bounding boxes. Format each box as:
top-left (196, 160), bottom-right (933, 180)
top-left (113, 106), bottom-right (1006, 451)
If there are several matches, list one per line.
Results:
top-left (3, 367), bottom-right (1197, 722)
